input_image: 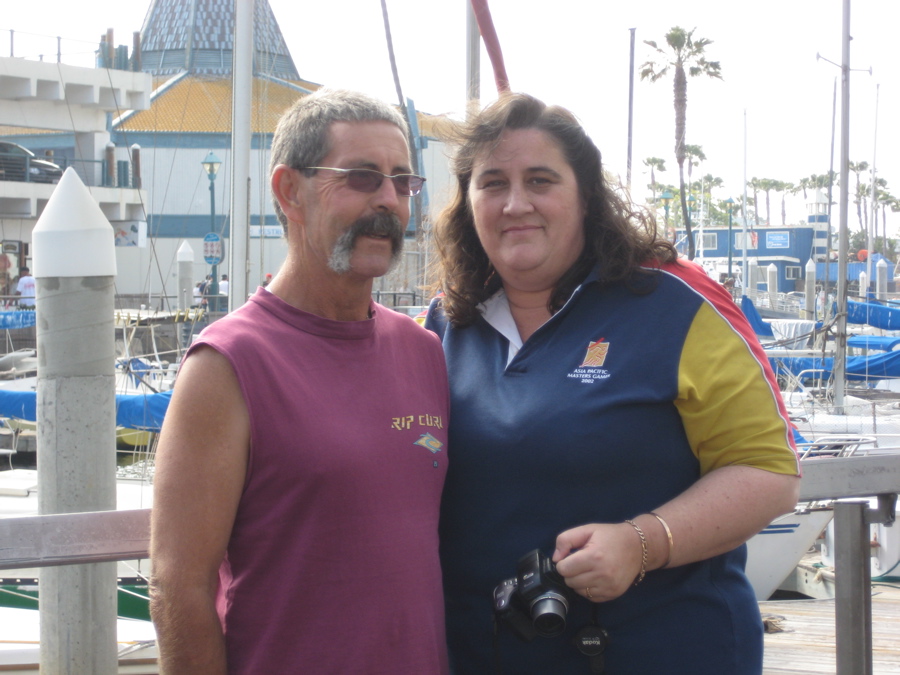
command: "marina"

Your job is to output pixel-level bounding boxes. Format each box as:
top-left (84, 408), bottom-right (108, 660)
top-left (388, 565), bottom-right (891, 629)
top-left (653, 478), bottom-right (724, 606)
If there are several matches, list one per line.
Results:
top-left (1, 0), bottom-right (899, 671)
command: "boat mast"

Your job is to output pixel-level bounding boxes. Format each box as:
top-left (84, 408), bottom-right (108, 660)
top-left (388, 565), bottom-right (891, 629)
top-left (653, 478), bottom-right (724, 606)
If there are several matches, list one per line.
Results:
top-left (834, 0), bottom-right (851, 409)
top-left (866, 83), bottom-right (879, 283)
top-left (229, 0), bottom-right (252, 310)
top-left (465, 0), bottom-right (480, 118)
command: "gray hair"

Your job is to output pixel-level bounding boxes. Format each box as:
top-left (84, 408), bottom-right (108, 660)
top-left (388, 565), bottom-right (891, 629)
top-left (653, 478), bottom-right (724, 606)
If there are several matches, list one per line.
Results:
top-left (269, 89), bottom-right (410, 229)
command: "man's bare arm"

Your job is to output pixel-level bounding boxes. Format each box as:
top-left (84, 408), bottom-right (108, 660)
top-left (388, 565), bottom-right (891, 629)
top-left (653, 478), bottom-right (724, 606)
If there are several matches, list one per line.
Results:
top-left (150, 347), bottom-right (250, 674)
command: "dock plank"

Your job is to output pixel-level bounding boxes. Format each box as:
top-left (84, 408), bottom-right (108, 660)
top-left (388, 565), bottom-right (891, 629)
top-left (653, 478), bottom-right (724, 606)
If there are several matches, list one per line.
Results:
top-left (762, 585), bottom-right (900, 674)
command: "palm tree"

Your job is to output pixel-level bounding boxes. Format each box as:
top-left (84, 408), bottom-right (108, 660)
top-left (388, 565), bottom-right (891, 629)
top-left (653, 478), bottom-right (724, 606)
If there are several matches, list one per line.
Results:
top-left (849, 161), bottom-right (869, 231)
top-left (643, 157), bottom-right (667, 202)
top-left (684, 144), bottom-right (706, 194)
top-left (641, 27), bottom-right (722, 260)
top-left (748, 177), bottom-right (763, 226)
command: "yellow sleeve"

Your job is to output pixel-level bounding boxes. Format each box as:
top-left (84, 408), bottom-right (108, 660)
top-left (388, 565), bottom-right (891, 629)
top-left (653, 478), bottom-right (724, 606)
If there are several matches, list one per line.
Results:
top-left (675, 302), bottom-right (800, 477)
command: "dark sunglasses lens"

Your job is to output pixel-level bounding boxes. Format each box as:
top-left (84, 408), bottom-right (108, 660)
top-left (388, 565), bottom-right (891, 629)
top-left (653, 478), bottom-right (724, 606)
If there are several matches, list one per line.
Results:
top-left (346, 170), bottom-right (383, 193)
top-left (407, 176), bottom-right (425, 195)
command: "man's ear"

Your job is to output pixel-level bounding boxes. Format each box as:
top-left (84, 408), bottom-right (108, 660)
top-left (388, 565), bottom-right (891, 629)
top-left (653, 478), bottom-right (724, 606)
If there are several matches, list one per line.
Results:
top-left (271, 165), bottom-right (306, 221)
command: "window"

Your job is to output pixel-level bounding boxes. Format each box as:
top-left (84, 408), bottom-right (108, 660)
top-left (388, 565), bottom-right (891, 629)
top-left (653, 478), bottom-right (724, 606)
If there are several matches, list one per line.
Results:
top-left (785, 266), bottom-right (801, 280)
top-left (701, 232), bottom-right (718, 250)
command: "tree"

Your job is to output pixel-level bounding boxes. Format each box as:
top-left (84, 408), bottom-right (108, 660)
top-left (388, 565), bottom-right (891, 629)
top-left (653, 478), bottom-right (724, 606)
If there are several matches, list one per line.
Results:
top-left (849, 161), bottom-right (869, 231)
top-left (683, 144), bottom-right (706, 194)
top-left (643, 157), bottom-right (667, 202)
top-left (641, 27), bottom-right (722, 260)
top-left (748, 177), bottom-right (762, 226)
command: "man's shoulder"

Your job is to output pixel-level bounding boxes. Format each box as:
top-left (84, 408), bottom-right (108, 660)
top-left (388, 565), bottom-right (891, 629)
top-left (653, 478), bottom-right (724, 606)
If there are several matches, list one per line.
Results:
top-left (376, 304), bottom-right (442, 345)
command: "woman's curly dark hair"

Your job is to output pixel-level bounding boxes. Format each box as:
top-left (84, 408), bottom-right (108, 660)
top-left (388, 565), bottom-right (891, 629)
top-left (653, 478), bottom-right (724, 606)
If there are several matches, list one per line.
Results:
top-left (432, 92), bottom-right (677, 327)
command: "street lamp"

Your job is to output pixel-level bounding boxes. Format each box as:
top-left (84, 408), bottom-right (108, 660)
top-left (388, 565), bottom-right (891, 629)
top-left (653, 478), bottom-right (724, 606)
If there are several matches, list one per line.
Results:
top-left (725, 197), bottom-right (735, 278)
top-left (202, 151), bottom-right (222, 302)
top-left (688, 194), bottom-right (698, 256)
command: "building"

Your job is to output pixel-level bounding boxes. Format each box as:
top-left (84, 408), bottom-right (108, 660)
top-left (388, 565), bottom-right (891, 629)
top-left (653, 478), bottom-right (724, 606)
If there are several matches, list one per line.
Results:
top-left (0, 0), bottom-right (452, 309)
top-left (673, 190), bottom-right (894, 294)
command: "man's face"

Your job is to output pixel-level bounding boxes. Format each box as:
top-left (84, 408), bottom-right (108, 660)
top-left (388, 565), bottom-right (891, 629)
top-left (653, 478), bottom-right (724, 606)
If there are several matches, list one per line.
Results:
top-left (298, 120), bottom-right (412, 281)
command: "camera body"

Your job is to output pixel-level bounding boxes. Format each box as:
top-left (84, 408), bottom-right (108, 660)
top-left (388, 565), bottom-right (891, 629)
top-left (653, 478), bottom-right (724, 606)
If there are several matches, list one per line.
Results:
top-left (492, 549), bottom-right (574, 641)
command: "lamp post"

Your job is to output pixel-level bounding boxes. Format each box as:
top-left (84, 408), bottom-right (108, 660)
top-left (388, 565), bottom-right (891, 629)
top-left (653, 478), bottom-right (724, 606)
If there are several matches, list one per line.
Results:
top-left (202, 151), bottom-right (222, 303)
top-left (660, 189), bottom-right (674, 236)
top-left (688, 194), bottom-right (698, 259)
top-left (725, 197), bottom-right (735, 278)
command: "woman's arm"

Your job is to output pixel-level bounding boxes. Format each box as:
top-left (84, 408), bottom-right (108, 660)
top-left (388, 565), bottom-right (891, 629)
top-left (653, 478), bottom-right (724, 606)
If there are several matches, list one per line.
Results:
top-left (553, 466), bottom-right (799, 602)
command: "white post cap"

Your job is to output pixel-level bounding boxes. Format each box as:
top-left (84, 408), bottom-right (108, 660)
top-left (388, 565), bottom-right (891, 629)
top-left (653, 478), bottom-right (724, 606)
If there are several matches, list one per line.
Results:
top-left (32, 168), bottom-right (116, 278)
top-left (177, 240), bottom-right (195, 262)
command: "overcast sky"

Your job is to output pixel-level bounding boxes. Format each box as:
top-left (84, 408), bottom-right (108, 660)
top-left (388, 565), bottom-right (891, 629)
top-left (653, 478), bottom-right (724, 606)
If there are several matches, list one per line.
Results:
top-left (3, 0), bottom-right (897, 228)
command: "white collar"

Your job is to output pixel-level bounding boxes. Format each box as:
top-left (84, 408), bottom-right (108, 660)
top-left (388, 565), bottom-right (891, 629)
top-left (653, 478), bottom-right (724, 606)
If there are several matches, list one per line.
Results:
top-left (479, 290), bottom-right (522, 366)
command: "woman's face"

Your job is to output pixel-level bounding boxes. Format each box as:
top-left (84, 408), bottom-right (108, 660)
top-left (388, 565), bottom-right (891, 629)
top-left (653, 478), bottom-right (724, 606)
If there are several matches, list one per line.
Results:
top-left (468, 128), bottom-right (585, 294)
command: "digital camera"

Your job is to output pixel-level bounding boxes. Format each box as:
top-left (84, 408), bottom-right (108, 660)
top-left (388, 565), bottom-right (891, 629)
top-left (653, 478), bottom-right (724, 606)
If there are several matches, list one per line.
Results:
top-left (492, 549), bottom-right (575, 641)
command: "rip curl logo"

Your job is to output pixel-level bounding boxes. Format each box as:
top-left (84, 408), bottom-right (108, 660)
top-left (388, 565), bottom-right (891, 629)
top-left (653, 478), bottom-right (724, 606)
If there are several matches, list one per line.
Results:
top-left (567, 339), bottom-right (611, 384)
top-left (414, 433), bottom-right (444, 454)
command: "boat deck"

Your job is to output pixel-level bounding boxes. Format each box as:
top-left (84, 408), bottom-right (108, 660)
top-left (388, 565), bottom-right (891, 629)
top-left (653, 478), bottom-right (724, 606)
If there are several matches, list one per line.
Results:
top-left (762, 584), bottom-right (900, 674)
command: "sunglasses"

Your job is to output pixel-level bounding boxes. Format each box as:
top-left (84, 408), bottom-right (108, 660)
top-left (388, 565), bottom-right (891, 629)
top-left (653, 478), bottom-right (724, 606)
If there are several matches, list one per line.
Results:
top-left (300, 166), bottom-right (426, 197)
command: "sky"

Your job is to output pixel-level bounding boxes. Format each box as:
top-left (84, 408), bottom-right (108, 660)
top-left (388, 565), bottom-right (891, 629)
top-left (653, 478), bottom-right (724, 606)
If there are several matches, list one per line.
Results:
top-left (2, 0), bottom-right (898, 229)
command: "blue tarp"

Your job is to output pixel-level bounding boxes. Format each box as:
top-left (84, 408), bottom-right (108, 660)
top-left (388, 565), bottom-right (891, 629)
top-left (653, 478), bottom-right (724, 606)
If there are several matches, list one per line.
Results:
top-left (740, 296), bottom-right (774, 337)
top-left (846, 335), bottom-right (900, 352)
top-left (0, 311), bottom-right (36, 329)
top-left (0, 389), bottom-right (172, 431)
top-left (847, 300), bottom-right (900, 331)
top-left (771, 350), bottom-right (900, 381)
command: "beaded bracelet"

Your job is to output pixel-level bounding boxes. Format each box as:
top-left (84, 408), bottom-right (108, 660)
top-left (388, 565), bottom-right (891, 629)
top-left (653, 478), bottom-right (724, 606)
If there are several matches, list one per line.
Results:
top-left (649, 511), bottom-right (674, 568)
top-left (624, 519), bottom-right (648, 586)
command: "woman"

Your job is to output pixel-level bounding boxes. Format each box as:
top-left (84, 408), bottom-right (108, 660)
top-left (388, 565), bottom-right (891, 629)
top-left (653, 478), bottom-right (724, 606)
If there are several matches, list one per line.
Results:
top-left (425, 94), bottom-right (800, 674)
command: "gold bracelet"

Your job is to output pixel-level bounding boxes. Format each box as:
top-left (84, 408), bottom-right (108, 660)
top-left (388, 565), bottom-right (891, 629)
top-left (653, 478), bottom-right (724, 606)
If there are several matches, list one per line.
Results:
top-left (624, 519), bottom-right (648, 586)
top-left (649, 511), bottom-right (674, 568)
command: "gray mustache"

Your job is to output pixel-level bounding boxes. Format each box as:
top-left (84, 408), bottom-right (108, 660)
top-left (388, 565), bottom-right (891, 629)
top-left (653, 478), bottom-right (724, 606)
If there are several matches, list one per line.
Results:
top-left (352, 212), bottom-right (404, 239)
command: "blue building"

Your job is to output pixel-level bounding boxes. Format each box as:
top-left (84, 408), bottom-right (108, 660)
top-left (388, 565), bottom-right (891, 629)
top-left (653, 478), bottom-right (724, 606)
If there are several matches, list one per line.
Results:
top-left (673, 190), bottom-right (894, 293)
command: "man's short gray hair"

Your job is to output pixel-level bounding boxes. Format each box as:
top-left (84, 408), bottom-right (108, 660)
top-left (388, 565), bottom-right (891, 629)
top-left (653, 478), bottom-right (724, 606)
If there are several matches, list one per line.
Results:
top-left (269, 89), bottom-right (410, 228)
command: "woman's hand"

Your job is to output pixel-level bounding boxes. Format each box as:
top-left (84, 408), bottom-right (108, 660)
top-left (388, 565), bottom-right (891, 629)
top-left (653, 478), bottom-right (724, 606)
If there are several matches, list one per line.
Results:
top-left (552, 523), bottom-right (645, 603)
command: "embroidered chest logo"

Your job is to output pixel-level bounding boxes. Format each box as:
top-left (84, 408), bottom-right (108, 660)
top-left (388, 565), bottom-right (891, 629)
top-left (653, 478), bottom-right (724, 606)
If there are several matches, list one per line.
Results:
top-left (566, 338), bottom-right (612, 384)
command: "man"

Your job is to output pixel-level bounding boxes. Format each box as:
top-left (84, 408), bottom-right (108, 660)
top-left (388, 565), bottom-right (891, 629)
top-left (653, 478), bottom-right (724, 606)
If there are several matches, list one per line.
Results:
top-left (15, 267), bottom-right (35, 308)
top-left (218, 274), bottom-right (229, 296)
top-left (150, 90), bottom-right (449, 674)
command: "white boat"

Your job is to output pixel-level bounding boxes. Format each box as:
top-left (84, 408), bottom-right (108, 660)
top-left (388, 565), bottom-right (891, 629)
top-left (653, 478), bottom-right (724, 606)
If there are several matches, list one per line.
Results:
top-left (0, 606), bottom-right (157, 674)
top-left (0, 469), bottom-right (153, 620)
top-left (745, 435), bottom-right (900, 600)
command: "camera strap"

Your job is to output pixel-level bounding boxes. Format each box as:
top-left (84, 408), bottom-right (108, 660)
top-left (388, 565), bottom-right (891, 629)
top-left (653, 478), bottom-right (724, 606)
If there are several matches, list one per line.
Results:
top-left (572, 606), bottom-right (609, 674)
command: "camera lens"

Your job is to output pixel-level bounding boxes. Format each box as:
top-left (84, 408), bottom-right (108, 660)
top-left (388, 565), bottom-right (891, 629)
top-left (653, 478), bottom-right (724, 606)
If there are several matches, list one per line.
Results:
top-left (531, 593), bottom-right (568, 637)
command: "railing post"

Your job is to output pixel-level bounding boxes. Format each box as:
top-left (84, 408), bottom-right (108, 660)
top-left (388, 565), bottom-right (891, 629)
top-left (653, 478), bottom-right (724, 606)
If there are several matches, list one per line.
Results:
top-left (834, 500), bottom-right (873, 675)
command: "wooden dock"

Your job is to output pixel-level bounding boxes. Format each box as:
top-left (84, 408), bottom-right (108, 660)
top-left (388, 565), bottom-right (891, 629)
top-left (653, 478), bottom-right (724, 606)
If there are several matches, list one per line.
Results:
top-left (762, 584), bottom-right (900, 674)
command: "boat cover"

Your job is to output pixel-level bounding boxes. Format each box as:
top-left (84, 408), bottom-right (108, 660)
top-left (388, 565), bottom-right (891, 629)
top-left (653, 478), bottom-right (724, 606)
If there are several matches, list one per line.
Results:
top-left (847, 335), bottom-right (900, 351)
top-left (0, 311), bottom-right (36, 329)
top-left (848, 300), bottom-right (900, 331)
top-left (740, 296), bottom-right (775, 337)
top-left (0, 389), bottom-right (172, 431)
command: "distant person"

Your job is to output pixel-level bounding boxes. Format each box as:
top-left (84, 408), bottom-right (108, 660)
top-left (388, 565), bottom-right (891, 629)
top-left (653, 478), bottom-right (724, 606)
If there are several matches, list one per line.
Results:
top-left (15, 267), bottom-right (35, 308)
top-left (219, 274), bottom-right (229, 296)
top-left (262, 272), bottom-right (273, 288)
top-left (150, 89), bottom-right (449, 674)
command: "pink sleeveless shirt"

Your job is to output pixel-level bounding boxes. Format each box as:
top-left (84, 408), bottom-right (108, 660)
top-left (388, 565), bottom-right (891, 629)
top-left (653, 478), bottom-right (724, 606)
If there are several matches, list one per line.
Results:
top-left (188, 289), bottom-right (450, 674)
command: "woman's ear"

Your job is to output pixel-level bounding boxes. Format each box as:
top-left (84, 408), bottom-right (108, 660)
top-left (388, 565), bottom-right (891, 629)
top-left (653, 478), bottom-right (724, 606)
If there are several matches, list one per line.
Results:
top-left (271, 165), bottom-right (306, 222)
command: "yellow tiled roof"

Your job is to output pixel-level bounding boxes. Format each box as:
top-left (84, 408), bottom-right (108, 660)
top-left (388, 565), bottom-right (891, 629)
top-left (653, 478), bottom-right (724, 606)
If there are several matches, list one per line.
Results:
top-left (116, 74), bottom-right (449, 138)
top-left (117, 75), bottom-right (322, 133)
